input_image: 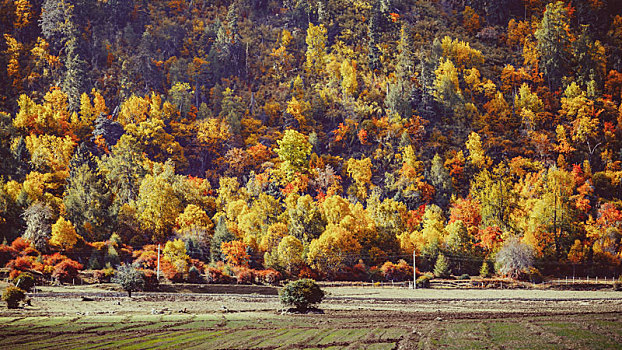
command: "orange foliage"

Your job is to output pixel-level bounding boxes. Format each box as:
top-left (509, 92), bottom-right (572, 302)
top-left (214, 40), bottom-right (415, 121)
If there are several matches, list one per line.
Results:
top-left (379, 260), bottom-right (413, 281)
top-left (449, 197), bottom-right (482, 236)
top-left (52, 259), bottom-right (83, 281)
top-left (161, 258), bottom-right (184, 282)
top-left (477, 226), bottom-right (503, 251)
top-left (11, 237), bottom-right (30, 252)
top-left (221, 240), bottom-right (250, 267)
top-left (405, 205), bottom-right (426, 232)
top-left (462, 6), bottom-right (481, 35)
top-left (604, 70), bottom-right (622, 102)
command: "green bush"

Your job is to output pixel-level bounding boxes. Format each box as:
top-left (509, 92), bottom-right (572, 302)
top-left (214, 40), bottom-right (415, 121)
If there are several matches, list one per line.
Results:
top-left (458, 274), bottom-right (470, 280)
top-left (433, 253), bottom-right (450, 278)
top-left (13, 272), bottom-right (35, 292)
top-left (479, 261), bottom-right (492, 278)
top-left (279, 279), bottom-right (325, 312)
top-left (614, 276), bottom-right (622, 291)
top-left (416, 275), bottom-right (431, 288)
top-left (2, 286), bottom-right (26, 309)
top-left (112, 263), bottom-right (145, 297)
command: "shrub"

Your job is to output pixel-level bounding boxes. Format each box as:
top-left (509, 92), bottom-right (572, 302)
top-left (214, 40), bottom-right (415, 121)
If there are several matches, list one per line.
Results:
top-left (93, 268), bottom-right (115, 283)
top-left (52, 259), bottom-right (83, 282)
top-left (45, 253), bottom-right (69, 267)
top-left (279, 279), bottom-right (325, 312)
top-left (2, 286), bottom-right (25, 309)
top-left (433, 253), bottom-right (451, 278)
top-left (235, 267), bottom-right (254, 284)
top-left (13, 272), bottom-right (35, 292)
top-left (298, 266), bottom-right (319, 280)
top-left (133, 247), bottom-right (158, 269)
top-left (416, 275), bottom-right (431, 288)
top-left (527, 267), bottom-right (543, 284)
top-left (112, 263), bottom-right (145, 297)
top-left (0, 244), bottom-right (16, 266)
top-left (380, 260), bottom-right (413, 281)
top-left (495, 237), bottom-right (534, 279)
top-left (11, 237), bottom-right (30, 252)
top-left (188, 266), bottom-right (204, 283)
top-left (614, 276), bottom-right (622, 291)
top-left (479, 261), bottom-right (492, 278)
top-left (161, 259), bottom-right (185, 282)
top-left (255, 269), bottom-right (282, 285)
top-left (458, 274), bottom-right (470, 280)
top-left (7, 256), bottom-right (34, 279)
top-left (206, 266), bottom-right (233, 284)
top-left (142, 269), bottom-right (159, 291)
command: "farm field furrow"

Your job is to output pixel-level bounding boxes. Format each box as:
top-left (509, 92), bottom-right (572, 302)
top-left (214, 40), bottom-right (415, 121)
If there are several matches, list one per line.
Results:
top-left (2, 286), bottom-right (622, 349)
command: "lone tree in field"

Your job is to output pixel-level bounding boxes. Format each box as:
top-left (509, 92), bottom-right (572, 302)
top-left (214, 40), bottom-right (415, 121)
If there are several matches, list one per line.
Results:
top-left (279, 279), bottom-right (324, 313)
top-left (495, 237), bottom-right (534, 279)
top-left (112, 263), bottom-right (145, 297)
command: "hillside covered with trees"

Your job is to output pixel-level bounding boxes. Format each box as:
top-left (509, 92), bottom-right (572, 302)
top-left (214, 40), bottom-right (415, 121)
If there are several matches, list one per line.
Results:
top-left (1, 0), bottom-right (622, 283)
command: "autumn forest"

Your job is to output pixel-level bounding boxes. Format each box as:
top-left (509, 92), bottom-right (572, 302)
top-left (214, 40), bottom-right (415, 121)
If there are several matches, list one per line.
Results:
top-left (1, 0), bottom-right (622, 284)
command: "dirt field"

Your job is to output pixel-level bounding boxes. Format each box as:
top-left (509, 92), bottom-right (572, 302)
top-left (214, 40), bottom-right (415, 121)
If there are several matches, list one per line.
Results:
top-left (1, 282), bottom-right (621, 349)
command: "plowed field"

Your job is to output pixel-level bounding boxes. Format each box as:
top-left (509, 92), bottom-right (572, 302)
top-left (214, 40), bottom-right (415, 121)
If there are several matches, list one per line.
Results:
top-left (1, 284), bottom-right (621, 349)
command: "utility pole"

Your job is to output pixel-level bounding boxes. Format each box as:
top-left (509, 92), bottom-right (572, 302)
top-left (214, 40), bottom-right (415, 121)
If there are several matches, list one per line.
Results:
top-left (157, 243), bottom-right (161, 280)
top-left (413, 250), bottom-right (416, 290)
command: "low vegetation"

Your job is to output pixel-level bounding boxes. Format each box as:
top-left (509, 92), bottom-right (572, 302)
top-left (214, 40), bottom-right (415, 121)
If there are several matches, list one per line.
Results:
top-left (2, 286), bottom-right (25, 309)
top-left (279, 279), bottom-right (325, 312)
top-left (112, 263), bottom-right (146, 297)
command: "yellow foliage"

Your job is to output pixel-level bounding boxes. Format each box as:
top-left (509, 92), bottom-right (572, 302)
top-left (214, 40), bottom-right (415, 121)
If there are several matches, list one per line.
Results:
top-left (306, 224), bottom-right (361, 275)
top-left (305, 23), bottom-right (327, 76)
top-left (259, 222), bottom-right (288, 252)
top-left (163, 238), bottom-right (189, 273)
top-left (440, 36), bottom-right (484, 70)
top-left (340, 59), bottom-right (358, 96)
top-left (276, 235), bottom-right (304, 274)
top-left (465, 132), bottom-right (490, 169)
top-left (50, 217), bottom-right (79, 251)
top-left (176, 204), bottom-right (213, 233)
top-left (14, 0), bottom-right (32, 29)
top-left (25, 134), bottom-right (75, 173)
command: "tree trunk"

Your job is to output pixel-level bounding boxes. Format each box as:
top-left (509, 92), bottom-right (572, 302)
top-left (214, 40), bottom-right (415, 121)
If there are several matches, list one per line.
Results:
top-left (128, 290), bottom-right (132, 298)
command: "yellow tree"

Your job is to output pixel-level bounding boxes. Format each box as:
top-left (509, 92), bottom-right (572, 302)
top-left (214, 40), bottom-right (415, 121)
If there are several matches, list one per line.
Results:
top-left (433, 58), bottom-right (462, 107)
top-left (50, 216), bottom-right (79, 251)
top-left (4, 34), bottom-right (23, 90)
top-left (25, 134), bottom-right (75, 174)
top-left (465, 132), bottom-right (490, 169)
top-left (176, 204), bottom-right (213, 234)
top-left (14, 88), bottom-right (72, 136)
top-left (340, 59), bottom-right (358, 97)
top-left (306, 224), bottom-right (361, 276)
top-left (136, 162), bottom-right (182, 242)
top-left (515, 83), bottom-right (544, 132)
top-left (277, 235), bottom-right (304, 275)
top-left (163, 238), bottom-right (190, 275)
top-left (346, 157), bottom-right (372, 201)
top-left (259, 222), bottom-right (288, 253)
top-left (305, 23), bottom-right (327, 76)
top-left (275, 129), bottom-right (312, 181)
top-left (524, 167), bottom-right (575, 258)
